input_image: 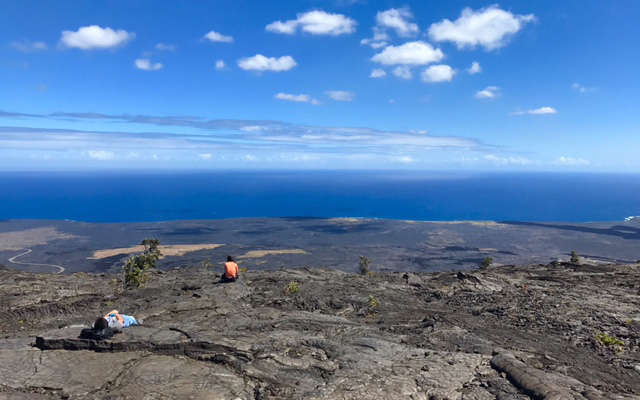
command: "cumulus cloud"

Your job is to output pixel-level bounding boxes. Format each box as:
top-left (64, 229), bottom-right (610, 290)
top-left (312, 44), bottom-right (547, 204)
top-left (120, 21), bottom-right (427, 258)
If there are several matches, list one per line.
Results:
top-left (554, 156), bottom-right (590, 166)
top-left (475, 86), bottom-right (499, 99)
top-left (155, 43), bottom-right (176, 52)
top-left (325, 91), bottom-right (355, 101)
top-left (60, 25), bottom-right (135, 50)
top-left (199, 153), bottom-right (212, 160)
top-left (372, 41), bottom-right (444, 66)
top-left (275, 93), bottom-right (320, 105)
top-left (376, 7), bottom-right (419, 37)
top-left (370, 69), bottom-right (386, 78)
top-left (9, 40), bottom-right (48, 52)
top-left (392, 66), bottom-right (412, 80)
top-left (484, 154), bottom-right (532, 165)
top-left (266, 10), bottom-right (356, 36)
top-left (238, 54), bottom-right (297, 72)
top-left (468, 61), bottom-right (482, 74)
top-left (88, 150), bottom-right (116, 160)
top-left (528, 107), bottom-right (557, 115)
top-left (204, 30), bottom-right (233, 43)
top-left (135, 58), bottom-right (163, 71)
top-left (428, 5), bottom-right (535, 50)
top-left (215, 60), bottom-right (225, 70)
top-left (360, 29), bottom-right (389, 49)
top-left (421, 65), bottom-right (456, 83)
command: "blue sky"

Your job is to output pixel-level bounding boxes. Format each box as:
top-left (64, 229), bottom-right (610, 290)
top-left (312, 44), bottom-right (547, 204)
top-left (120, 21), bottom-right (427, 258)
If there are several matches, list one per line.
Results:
top-left (1, 0), bottom-right (639, 171)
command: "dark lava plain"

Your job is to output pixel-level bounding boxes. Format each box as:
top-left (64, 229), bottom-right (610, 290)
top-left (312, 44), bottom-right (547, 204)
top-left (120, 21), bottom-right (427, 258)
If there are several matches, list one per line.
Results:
top-left (1, 218), bottom-right (639, 274)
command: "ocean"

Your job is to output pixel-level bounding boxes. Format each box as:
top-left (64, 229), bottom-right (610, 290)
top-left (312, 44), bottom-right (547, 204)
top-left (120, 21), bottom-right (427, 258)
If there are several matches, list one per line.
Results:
top-left (0, 170), bottom-right (639, 223)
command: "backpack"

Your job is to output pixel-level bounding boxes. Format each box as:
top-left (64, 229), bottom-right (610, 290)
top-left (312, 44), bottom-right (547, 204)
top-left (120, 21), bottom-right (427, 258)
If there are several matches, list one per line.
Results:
top-left (79, 327), bottom-right (115, 340)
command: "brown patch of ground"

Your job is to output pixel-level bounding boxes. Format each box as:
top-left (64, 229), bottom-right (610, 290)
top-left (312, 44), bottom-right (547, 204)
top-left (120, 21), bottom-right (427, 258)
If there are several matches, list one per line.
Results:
top-left (90, 244), bottom-right (224, 259)
top-left (0, 227), bottom-right (79, 251)
top-left (240, 249), bottom-right (309, 258)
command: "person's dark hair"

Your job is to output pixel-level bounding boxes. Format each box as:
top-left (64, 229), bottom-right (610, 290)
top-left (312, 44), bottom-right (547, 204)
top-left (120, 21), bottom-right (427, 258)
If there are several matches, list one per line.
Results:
top-left (227, 256), bottom-right (234, 262)
top-left (94, 317), bottom-right (108, 330)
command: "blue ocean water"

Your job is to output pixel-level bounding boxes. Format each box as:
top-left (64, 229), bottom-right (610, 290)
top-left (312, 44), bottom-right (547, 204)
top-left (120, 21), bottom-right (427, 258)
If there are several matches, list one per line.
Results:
top-left (0, 171), bottom-right (639, 223)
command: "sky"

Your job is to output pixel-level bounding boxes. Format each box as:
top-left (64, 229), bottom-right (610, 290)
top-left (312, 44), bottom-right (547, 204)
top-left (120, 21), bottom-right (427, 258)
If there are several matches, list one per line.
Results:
top-left (1, 0), bottom-right (639, 172)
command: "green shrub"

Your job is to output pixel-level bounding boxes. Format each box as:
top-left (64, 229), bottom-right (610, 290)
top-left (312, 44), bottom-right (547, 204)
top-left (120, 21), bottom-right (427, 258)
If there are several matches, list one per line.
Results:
top-left (480, 257), bottom-right (493, 270)
top-left (359, 256), bottom-right (371, 275)
top-left (595, 331), bottom-right (624, 347)
top-left (123, 238), bottom-right (162, 289)
top-left (368, 294), bottom-right (380, 315)
top-left (570, 251), bottom-right (580, 264)
top-left (239, 267), bottom-right (248, 273)
top-left (285, 281), bottom-right (299, 295)
top-left (367, 270), bottom-right (376, 278)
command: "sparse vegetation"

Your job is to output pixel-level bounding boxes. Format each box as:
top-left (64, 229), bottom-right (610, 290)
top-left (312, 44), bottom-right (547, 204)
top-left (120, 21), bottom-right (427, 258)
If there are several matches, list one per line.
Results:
top-left (123, 238), bottom-right (162, 289)
top-left (367, 270), bottom-right (376, 278)
top-left (368, 294), bottom-right (380, 315)
top-left (239, 267), bottom-right (248, 273)
top-left (570, 251), bottom-right (580, 264)
top-left (285, 281), bottom-right (299, 295)
top-left (480, 257), bottom-right (494, 270)
top-left (359, 255), bottom-right (371, 275)
top-left (200, 257), bottom-right (213, 269)
top-left (595, 331), bottom-right (624, 351)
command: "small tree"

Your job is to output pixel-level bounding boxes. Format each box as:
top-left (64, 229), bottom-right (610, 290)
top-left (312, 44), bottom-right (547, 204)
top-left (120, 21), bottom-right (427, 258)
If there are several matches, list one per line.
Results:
top-left (480, 257), bottom-right (493, 270)
top-left (123, 238), bottom-right (162, 289)
top-left (570, 251), bottom-right (580, 264)
top-left (359, 256), bottom-right (371, 275)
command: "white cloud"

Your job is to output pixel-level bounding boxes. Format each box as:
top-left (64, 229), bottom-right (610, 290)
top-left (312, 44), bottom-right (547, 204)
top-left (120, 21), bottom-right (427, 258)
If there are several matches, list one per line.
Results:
top-left (325, 91), bottom-right (355, 101)
top-left (360, 29), bottom-right (389, 49)
top-left (266, 11), bottom-right (356, 36)
top-left (428, 5), bottom-right (535, 50)
top-left (474, 86), bottom-right (499, 99)
top-left (372, 41), bottom-right (444, 66)
top-left (240, 126), bottom-right (265, 132)
top-left (155, 43), bottom-right (176, 52)
top-left (215, 60), bottom-right (225, 70)
top-left (421, 64), bottom-right (456, 83)
top-left (554, 156), bottom-right (590, 166)
top-left (484, 154), bottom-right (532, 165)
top-left (237, 54), bottom-right (297, 72)
top-left (275, 93), bottom-right (320, 105)
top-left (468, 61), bottom-right (482, 74)
top-left (370, 69), bottom-right (386, 78)
top-left (572, 83), bottom-right (596, 93)
top-left (204, 30), bottom-right (233, 43)
top-left (199, 153), bottom-right (212, 160)
top-left (528, 107), bottom-right (557, 115)
top-left (244, 155), bottom-right (259, 161)
top-left (60, 25), bottom-right (134, 50)
top-left (392, 66), bottom-right (412, 80)
top-left (376, 7), bottom-right (419, 37)
top-left (9, 40), bottom-right (48, 52)
top-left (88, 150), bottom-right (115, 160)
top-left (135, 58), bottom-right (163, 71)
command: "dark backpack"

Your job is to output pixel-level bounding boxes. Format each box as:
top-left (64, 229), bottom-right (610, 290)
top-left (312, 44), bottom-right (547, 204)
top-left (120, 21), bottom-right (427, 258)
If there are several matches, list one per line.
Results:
top-left (79, 327), bottom-right (114, 340)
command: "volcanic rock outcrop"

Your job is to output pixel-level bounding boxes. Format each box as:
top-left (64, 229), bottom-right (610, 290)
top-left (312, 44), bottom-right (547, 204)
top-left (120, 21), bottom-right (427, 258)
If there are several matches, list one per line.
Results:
top-left (1, 262), bottom-right (639, 399)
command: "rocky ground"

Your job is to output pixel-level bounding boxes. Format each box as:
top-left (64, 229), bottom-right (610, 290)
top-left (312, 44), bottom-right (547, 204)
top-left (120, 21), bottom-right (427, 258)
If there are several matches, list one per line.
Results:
top-left (1, 261), bottom-right (640, 399)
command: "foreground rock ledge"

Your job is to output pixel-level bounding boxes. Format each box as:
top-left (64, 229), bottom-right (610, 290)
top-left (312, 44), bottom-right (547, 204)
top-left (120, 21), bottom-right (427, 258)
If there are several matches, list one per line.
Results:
top-left (1, 263), bottom-right (640, 399)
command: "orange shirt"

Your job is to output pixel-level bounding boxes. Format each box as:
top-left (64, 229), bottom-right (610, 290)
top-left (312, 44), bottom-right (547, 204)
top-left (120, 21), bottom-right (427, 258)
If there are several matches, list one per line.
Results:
top-left (224, 262), bottom-right (238, 278)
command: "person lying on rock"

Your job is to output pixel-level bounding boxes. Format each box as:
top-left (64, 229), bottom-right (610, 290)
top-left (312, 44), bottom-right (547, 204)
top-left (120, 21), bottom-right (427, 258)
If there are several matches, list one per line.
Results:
top-left (98, 309), bottom-right (140, 332)
top-left (220, 255), bottom-right (239, 283)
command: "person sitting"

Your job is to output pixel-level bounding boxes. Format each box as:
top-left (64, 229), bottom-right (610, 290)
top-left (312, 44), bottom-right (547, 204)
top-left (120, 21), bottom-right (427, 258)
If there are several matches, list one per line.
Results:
top-left (220, 256), bottom-right (239, 283)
